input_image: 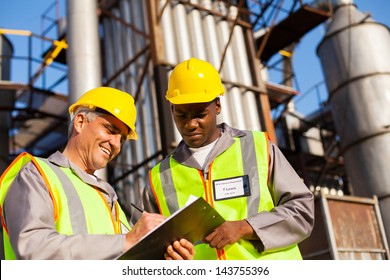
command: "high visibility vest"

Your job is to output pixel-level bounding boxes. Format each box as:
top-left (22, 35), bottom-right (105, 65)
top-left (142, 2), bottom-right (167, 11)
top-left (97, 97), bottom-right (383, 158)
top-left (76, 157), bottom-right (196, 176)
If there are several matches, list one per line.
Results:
top-left (0, 152), bottom-right (130, 260)
top-left (150, 131), bottom-right (302, 260)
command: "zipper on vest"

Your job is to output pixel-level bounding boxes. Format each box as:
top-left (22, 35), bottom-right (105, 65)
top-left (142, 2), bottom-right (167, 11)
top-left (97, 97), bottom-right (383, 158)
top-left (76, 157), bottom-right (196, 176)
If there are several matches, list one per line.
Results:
top-left (200, 164), bottom-right (214, 207)
top-left (201, 162), bottom-right (226, 260)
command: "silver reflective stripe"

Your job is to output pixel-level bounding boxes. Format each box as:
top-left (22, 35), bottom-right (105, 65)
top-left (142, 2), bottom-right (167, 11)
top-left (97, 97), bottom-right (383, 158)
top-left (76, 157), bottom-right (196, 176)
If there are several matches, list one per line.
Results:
top-left (159, 158), bottom-right (179, 214)
top-left (40, 159), bottom-right (88, 234)
top-left (159, 133), bottom-right (262, 216)
top-left (240, 131), bottom-right (261, 217)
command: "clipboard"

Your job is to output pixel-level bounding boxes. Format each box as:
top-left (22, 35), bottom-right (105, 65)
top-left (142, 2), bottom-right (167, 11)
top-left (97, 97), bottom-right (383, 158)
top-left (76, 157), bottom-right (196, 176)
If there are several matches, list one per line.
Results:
top-left (118, 197), bottom-right (225, 260)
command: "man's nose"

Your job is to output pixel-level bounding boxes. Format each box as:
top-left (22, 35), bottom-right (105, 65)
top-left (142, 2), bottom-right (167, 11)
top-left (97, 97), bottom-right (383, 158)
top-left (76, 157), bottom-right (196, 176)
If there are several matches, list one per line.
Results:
top-left (110, 134), bottom-right (122, 149)
top-left (185, 118), bottom-right (199, 129)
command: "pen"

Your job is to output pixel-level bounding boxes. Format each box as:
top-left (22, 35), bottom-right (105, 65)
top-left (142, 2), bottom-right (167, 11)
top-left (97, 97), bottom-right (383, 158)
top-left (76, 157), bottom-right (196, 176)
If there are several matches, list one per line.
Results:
top-left (131, 203), bottom-right (144, 213)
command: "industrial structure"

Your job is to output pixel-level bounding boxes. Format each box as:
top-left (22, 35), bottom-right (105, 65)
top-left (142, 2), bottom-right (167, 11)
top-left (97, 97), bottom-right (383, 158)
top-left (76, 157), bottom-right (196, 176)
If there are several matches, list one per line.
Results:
top-left (0, 0), bottom-right (389, 259)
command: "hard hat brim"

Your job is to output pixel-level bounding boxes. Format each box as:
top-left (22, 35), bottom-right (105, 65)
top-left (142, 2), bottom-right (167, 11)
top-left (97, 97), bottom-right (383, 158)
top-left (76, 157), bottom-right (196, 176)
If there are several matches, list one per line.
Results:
top-left (167, 88), bottom-right (224, 104)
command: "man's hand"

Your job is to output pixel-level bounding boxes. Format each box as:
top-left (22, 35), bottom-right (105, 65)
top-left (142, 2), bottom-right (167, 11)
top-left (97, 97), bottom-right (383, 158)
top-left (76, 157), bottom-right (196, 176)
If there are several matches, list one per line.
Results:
top-left (203, 220), bottom-right (254, 249)
top-left (124, 212), bottom-right (165, 251)
top-left (164, 239), bottom-right (195, 260)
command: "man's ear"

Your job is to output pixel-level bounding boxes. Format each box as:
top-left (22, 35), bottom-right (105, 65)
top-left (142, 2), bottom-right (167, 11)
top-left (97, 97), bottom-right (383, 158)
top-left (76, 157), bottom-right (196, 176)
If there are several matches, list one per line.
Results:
top-left (73, 113), bottom-right (87, 133)
top-left (215, 98), bottom-right (221, 115)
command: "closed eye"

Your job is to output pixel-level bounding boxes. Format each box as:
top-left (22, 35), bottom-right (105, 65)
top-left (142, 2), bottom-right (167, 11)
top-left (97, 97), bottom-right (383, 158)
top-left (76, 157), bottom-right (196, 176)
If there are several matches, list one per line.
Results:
top-left (104, 124), bottom-right (125, 141)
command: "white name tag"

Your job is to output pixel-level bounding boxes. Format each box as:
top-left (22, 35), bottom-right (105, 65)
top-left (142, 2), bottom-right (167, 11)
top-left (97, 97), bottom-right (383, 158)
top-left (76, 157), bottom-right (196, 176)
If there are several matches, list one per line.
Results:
top-left (213, 175), bottom-right (250, 201)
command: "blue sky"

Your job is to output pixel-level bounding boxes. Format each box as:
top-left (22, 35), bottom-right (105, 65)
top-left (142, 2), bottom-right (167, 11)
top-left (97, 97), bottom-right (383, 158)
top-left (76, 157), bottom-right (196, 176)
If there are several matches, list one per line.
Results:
top-left (1, 0), bottom-right (389, 116)
top-left (287, 0), bottom-right (390, 116)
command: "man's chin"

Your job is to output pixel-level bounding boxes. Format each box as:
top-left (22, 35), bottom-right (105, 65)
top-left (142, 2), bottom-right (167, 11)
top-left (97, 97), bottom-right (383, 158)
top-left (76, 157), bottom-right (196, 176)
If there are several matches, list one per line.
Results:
top-left (184, 140), bottom-right (202, 148)
top-left (95, 158), bottom-right (110, 171)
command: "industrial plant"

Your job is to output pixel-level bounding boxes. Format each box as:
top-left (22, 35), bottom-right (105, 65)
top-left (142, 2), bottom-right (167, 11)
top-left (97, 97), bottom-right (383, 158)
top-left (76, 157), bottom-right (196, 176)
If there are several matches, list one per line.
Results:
top-left (0, 0), bottom-right (389, 259)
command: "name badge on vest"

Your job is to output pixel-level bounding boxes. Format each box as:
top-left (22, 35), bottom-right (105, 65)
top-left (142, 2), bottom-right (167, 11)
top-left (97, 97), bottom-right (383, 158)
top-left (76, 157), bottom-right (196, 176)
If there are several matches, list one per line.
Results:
top-left (213, 175), bottom-right (251, 201)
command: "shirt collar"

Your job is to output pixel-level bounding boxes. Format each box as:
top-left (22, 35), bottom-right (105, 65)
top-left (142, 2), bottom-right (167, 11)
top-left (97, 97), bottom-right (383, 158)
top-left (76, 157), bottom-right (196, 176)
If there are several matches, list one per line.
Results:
top-left (47, 151), bottom-right (118, 200)
top-left (171, 123), bottom-right (247, 168)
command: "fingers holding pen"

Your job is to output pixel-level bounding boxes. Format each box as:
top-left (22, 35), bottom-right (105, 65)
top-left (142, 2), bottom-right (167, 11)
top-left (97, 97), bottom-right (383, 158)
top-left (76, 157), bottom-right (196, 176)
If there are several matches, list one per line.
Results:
top-left (127, 203), bottom-right (195, 260)
top-left (125, 212), bottom-right (166, 251)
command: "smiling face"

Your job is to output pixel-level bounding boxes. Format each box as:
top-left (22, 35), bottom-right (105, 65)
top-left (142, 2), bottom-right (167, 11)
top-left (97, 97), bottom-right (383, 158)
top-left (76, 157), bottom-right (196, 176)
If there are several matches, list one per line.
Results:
top-left (65, 111), bottom-right (128, 175)
top-left (171, 98), bottom-right (221, 148)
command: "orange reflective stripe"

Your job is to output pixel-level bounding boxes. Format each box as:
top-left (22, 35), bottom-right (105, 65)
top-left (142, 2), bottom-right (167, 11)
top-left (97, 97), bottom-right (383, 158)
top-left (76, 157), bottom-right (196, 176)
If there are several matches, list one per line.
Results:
top-left (0, 152), bottom-right (59, 221)
top-left (217, 248), bottom-right (227, 260)
top-left (149, 170), bottom-right (163, 214)
top-left (207, 163), bottom-right (214, 207)
top-left (0, 152), bottom-right (27, 182)
top-left (201, 160), bottom-right (215, 207)
top-left (114, 202), bottom-right (120, 234)
top-left (0, 205), bottom-right (8, 234)
top-left (198, 170), bottom-right (210, 203)
top-left (30, 156), bottom-right (59, 221)
top-left (0, 152), bottom-right (28, 234)
top-left (93, 186), bottom-right (118, 234)
top-left (265, 134), bottom-right (271, 187)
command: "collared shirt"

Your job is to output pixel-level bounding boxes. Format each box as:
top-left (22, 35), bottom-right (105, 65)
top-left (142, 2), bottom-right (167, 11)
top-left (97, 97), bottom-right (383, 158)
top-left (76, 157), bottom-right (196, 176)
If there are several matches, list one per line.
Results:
top-left (132, 123), bottom-right (314, 252)
top-left (2, 151), bottom-right (126, 259)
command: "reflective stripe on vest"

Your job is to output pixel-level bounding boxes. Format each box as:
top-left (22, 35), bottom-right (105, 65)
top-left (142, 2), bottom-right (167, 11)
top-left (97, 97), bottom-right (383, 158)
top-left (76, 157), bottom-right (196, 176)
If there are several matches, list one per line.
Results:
top-left (150, 131), bottom-right (302, 260)
top-left (39, 158), bottom-right (88, 234)
top-left (0, 152), bottom-right (130, 259)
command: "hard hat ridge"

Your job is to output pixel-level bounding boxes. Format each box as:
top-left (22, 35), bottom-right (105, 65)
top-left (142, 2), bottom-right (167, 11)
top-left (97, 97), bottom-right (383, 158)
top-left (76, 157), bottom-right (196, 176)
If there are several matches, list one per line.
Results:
top-left (166, 58), bottom-right (225, 104)
top-left (69, 87), bottom-right (138, 140)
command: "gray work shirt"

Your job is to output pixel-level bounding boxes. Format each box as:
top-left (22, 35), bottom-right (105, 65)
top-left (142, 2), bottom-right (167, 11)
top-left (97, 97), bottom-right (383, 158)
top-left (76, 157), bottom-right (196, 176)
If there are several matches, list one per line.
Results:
top-left (131, 123), bottom-right (314, 252)
top-left (2, 151), bottom-right (126, 259)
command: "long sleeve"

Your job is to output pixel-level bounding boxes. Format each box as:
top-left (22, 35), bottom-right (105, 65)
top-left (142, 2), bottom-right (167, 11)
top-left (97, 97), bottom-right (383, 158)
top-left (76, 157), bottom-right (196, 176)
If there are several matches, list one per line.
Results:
top-left (3, 163), bottom-right (126, 260)
top-left (246, 142), bottom-right (314, 251)
top-left (130, 179), bottom-right (160, 225)
top-left (130, 125), bottom-right (314, 255)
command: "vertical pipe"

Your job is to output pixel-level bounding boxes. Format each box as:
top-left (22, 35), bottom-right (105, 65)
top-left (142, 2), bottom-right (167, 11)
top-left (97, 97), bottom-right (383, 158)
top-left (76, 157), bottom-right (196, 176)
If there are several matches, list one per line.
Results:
top-left (160, 0), bottom-right (178, 65)
top-left (171, 2), bottom-right (192, 145)
top-left (0, 50), bottom-right (12, 258)
top-left (200, 0), bottom-right (232, 126)
top-left (117, 0), bottom-right (138, 209)
top-left (119, 0), bottom-right (133, 92)
top-left (214, 2), bottom-right (246, 129)
top-left (228, 6), bottom-right (261, 131)
top-left (129, 0), bottom-right (148, 159)
top-left (159, 1), bottom-right (182, 144)
top-left (0, 35), bottom-right (13, 174)
top-left (145, 0), bottom-right (175, 156)
top-left (66, 0), bottom-right (103, 178)
top-left (172, 2), bottom-right (192, 61)
top-left (188, 0), bottom-right (207, 60)
top-left (66, 0), bottom-right (102, 102)
top-left (102, 18), bottom-right (115, 82)
top-left (112, 8), bottom-right (126, 89)
top-left (200, 0), bottom-right (221, 64)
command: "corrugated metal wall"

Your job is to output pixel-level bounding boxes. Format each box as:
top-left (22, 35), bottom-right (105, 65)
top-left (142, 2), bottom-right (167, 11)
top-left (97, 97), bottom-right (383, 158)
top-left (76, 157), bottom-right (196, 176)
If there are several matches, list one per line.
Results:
top-left (100, 0), bottom-right (265, 214)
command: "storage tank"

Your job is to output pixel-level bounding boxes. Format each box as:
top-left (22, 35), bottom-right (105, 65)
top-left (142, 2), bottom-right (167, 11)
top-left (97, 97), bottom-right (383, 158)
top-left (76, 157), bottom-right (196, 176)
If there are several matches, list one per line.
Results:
top-left (317, 2), bottom-right (390, 245)
top-left (0, 35), bottom-right (12, 81)
top-left (0, 34), bottom-right (14, 174)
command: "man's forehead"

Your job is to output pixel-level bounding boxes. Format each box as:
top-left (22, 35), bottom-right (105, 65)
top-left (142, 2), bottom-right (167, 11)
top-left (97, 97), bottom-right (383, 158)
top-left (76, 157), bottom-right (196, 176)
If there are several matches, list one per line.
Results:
top-left (99, 113), bottom-right (129, 135)
top-left (173, 101), bottom-right (214, 112)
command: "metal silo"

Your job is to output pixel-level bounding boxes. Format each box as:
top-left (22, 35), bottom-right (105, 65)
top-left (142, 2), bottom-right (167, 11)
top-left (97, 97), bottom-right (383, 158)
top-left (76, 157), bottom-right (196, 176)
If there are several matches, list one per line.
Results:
top-left (0, 35), bottom-right (12, 81)
top-left (0, 35), bottom-right (14, 174)
top-left (317, 2), bottom-right (390, 244)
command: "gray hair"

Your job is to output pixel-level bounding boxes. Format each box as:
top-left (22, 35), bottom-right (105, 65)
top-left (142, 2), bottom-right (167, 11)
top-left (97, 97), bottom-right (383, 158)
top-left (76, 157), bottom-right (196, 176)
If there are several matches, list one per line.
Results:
top-left (68, 106), bottom-right (102, 139)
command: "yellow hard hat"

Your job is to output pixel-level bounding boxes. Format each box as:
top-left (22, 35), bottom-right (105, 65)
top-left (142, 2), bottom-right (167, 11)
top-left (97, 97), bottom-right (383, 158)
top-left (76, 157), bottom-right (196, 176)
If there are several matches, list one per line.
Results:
top-left (166, 58), bottom-right (225, 104)
top-left (69, 87), bottom-right (138, 140)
